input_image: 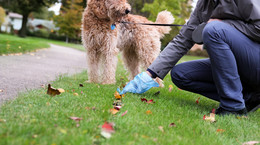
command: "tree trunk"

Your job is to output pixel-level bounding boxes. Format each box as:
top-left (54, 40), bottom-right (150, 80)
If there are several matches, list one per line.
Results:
top-left (18, 13), bottom-right (29, 37)
top-left (66, 36), bottom-right (69, 43)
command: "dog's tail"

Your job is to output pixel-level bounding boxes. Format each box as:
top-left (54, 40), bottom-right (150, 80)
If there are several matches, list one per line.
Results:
top-left (155, 10), bottom-right (175, 38)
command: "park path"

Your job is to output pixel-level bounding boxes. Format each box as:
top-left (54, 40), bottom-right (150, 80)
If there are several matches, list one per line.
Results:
top-left (0, 44), bottom-right (87, 105)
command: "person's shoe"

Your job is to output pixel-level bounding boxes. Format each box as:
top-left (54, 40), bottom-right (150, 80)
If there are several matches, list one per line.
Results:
top-left (245, 91), bottom-right (260, 113)
top-left (215, 107), bottom-right (247, 116)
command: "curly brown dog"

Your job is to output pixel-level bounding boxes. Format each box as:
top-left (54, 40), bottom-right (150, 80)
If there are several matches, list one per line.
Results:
top-left (82, 0), bottom-right (174, 85)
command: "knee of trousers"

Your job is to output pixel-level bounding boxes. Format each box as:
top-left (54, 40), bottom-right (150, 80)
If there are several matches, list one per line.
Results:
top-left (202, 21), bottom-right (225, 48)
top-left (171, 65), bottom-right (189, 89)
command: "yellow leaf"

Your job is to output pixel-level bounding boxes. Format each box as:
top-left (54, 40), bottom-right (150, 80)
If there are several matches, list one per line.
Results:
top-left (58, 88), bottom-right (65, 93)
top-left (59, 129), bottom-right (67, 134)
top-left (73, 93), bottom-right (79, 96)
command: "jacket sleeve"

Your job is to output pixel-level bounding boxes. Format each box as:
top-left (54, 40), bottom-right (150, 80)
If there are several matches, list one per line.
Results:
top-left (148, 2), bottom-right (202, 79)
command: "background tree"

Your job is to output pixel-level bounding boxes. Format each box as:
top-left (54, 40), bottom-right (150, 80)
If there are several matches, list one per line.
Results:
top-left (0, 6), bottom-right (5, 32)
top-left (30, 7), bottom-right (55, 20)
top-left (142, 0), bottom-right (192, 48)
top-left (0, 0), bottom-right (58, 37)
top-left (54, 0), bottom-right (84, 43)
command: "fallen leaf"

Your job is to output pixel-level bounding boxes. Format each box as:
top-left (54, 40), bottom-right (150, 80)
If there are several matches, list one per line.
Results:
top-left (169, 85), bottom-right (173, 92)
top-left (158, 126), bottom-right (164, 133)
top-left (121, 110), bottom-right (128, 117)
top-left (154, 91), bottom-right (160, 96)
top-left (169, 123), bottom-right (176, 127)
top-left (203, 113), bottom-right (216, 123)
top-left (237, 116), bottom-right (248, 120)
top-left (216, 129), bottom-right (225, 133)
top-left (58, 88), bottom-right (65, 93)
top-left (141, 98), bottom-right (148, 102)
top-left (59, 129), bottom-right (67, 134)
top-left (147, 99), bottom-right (155, 104)
top-left (196, 97), bottom-right (200, 104)
top-left (114, 106), bottom-right (121, 110)
top-left (73, 93), bottom-right (79, 96)
top-left (85, 107), bottom-right (96, 110)
top-left (101, 122), bottom-right (115, 139)
top-left (0, 119), bottom-right (6, 123)
top-left (110, 108), bottom-right (119, 115)
top-left (114, 91), bottom-right (121, 99)
top-left (69, 117), bottom-right (83, 122)
top-left (113, 100), bottom-right (122, 106)
top-left (47, 84), bottom-right (61, 96)
top-left (211, 108), bottom-right (216, 114)
top-left (32, 134), bottom-right (38, 138)
top-left (141, 98), bottom-right (155, 104)
top-left (146, 110), bottom-right (152, 115)
top-left (242, 141), bottom-right (260, 145)
top-left (79, 84), bottom-right (84, 87)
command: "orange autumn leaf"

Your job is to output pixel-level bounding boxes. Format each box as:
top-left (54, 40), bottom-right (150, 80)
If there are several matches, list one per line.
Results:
top-left (110, 108), bottom-right (119, 115)
top-left (146, 110), bottom-right (152, 115)
top-left (114, 91), bottom-right (122, 99)
top-left (216, 129), bottom-right (225, 133)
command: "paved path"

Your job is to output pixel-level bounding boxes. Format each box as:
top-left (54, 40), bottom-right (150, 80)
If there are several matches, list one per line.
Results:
top-left (0, 44), bottom-right (87, 105)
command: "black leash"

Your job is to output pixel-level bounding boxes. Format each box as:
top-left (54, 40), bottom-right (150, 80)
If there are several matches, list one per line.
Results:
top-left (119, 21), bottom-right (185, 27)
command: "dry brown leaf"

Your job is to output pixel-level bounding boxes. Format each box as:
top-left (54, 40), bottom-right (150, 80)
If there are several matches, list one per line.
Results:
top-left (169, 123), bottom-right (176, 127)
top-left (47, 84), bottom-right (61, 96)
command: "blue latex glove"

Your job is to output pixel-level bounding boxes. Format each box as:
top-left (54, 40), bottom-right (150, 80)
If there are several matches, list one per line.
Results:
top-left (117, 72), bottom-right (159, 95)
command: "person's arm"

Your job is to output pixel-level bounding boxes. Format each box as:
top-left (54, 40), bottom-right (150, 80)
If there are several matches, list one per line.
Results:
top-left (147, 1), bottom-right (203, 79)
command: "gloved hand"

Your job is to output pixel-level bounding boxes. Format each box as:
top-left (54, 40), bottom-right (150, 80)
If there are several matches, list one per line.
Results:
top-left (117, 72), bottom-right (159, 95)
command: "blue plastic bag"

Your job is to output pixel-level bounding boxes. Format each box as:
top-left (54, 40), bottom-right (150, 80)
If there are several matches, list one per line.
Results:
top-left (117, 72), bottom-right (159, 95)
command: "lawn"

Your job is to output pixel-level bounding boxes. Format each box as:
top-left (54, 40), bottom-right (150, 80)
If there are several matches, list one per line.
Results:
top-left (0, 55), bottom-right (259, 145)
top-left (0, 34), bottom-right (84, 55)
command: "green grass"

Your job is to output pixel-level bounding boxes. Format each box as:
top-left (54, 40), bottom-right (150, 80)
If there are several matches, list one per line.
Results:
top-left (0, 34), bottom-right (84, 55)
top-left (0, 54), bottom-right (259, 145)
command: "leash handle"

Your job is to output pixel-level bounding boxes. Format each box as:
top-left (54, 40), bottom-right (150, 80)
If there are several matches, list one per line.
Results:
top-left (119, 21), bottom-right (185, 27)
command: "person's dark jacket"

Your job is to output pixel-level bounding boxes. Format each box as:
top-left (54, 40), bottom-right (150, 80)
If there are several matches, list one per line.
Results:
top-left (148, 0), bottom-right (260, 79)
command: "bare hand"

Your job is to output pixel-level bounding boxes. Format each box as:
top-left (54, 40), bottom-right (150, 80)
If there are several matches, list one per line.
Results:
top-left (208, 19), bottom-right (222, 23)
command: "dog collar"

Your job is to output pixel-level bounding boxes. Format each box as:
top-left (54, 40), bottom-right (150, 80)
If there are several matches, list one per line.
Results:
top-left (111, 24), bottom-right (116, 30)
